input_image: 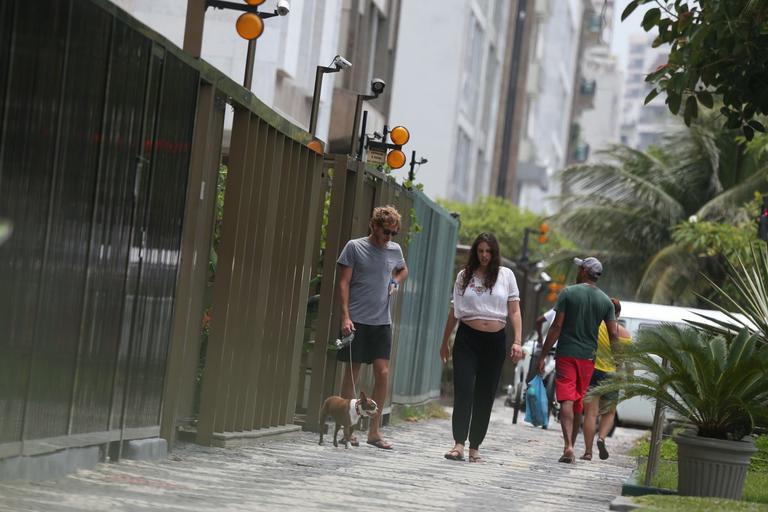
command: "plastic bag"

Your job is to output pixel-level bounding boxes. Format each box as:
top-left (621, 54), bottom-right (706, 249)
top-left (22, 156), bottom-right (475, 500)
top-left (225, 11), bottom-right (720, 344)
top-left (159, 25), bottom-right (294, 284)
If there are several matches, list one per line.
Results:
top-left (524, 374), bottom-right (549, 428)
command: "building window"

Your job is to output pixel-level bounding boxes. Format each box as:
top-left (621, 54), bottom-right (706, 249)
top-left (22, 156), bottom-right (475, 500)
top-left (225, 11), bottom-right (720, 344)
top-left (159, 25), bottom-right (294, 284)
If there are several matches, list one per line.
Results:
top-left (453, 128), bottom-right (472, 201)
top-left (473, 149), bottom-right (487, 198)
top-left (481, 45), bottom-right (499, 131)
top-left (461, 14), bottom-right (485, 116)
top-left (525, 98), bottom-right (535, 139)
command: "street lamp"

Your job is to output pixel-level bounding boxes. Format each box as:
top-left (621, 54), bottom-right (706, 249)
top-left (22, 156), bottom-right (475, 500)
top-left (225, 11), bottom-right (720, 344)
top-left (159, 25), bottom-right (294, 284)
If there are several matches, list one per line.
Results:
top-left (309, 55), bottom-right (352, 135)
top-left (407, 151), bottom-right (428, 183)
top-left (350, 78), bottom-right (386, 159)
top-left (205, 0), bottom-right (290, 89)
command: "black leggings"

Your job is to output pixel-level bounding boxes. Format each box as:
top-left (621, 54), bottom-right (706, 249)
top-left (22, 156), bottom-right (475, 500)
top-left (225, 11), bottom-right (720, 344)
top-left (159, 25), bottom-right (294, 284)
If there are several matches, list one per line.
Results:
top-left (452, 322), bottom-right (506, 450)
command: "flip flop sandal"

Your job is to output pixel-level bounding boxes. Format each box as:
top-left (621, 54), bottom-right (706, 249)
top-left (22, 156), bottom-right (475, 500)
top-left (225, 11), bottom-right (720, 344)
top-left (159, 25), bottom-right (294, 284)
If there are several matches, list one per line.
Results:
top-left (444, 449), bottom-right (464, 461)
top-left (341, 436), bottom-right (360, 447)
top-left (468, 454), bottom-right (483, 463)
top-left (580, 453), bottom-right (592, 461)
top-left (597, 439), bottom-right (609, 460)
top-left (558, 454), bottom-right (575, 464)
top-left (367, 438), bottom-right (393, 450)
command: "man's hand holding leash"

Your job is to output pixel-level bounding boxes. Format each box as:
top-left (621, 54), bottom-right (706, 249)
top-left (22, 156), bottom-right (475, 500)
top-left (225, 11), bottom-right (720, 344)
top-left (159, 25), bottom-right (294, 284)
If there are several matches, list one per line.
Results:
top-left (341, 317), bottom-right (356, 337)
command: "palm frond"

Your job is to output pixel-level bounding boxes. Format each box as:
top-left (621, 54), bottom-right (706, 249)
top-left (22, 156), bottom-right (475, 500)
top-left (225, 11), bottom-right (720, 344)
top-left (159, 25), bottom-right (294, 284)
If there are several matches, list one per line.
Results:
top-left (593, 324), bottom-right (768, 439)
top-left (696, 166), bottom-right (768, 220)
top-left (635, 244), bottom-right (699, 303)
top-left (696, 243), bottom-right (768, 344)
top-left (559, 162), bottom-right (684, 224)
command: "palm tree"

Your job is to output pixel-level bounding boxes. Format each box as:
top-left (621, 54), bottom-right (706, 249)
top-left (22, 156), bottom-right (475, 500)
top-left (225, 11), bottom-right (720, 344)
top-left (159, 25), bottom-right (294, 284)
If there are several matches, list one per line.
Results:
top-left (554, 114), bottom-right (768, 305)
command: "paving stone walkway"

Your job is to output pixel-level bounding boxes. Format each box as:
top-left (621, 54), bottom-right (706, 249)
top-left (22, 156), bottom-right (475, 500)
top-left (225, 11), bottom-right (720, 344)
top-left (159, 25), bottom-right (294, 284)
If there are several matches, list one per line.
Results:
top-left (0, 399), bottom-right (643, 512)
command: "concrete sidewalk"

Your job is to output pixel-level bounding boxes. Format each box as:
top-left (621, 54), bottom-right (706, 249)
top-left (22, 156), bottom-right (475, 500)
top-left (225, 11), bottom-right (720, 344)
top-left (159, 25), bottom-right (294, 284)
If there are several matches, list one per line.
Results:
top-left (0, 400), bottom-right (643, 511)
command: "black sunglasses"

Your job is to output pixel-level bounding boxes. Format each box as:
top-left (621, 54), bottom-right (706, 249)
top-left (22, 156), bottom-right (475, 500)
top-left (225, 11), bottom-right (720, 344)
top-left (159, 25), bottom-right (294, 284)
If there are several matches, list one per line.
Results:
top-left (382, 228), bottom-right (398, 236)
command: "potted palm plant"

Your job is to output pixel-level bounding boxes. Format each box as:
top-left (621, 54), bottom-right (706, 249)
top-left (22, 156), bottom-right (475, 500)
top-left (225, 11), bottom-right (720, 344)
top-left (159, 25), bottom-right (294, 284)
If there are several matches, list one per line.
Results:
top-left (597, 323), bottom-right (768, 500)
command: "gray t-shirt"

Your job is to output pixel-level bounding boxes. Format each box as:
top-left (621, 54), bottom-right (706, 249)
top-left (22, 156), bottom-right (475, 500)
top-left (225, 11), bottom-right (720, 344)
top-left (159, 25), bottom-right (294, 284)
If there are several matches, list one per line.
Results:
top-left (337, 237), bottom-right (406, 325)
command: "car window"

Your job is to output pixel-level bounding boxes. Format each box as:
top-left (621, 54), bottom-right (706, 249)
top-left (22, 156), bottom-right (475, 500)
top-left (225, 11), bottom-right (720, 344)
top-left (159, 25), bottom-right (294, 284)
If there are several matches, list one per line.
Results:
top-left (622, 317), bottom-right (686, 340)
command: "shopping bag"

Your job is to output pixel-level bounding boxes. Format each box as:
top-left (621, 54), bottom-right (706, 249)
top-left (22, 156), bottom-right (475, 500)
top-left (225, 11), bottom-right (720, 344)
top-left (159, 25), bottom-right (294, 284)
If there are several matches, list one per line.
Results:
top-left (524, 374), bottom-right (549, 428)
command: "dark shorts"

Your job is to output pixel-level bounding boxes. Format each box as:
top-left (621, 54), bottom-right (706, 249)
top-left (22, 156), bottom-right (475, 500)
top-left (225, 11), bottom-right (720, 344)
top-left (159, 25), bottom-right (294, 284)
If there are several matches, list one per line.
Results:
top-left (336, 323), bottom-right (392, 364)
top-left (585, 369), bottom-right (619, 414)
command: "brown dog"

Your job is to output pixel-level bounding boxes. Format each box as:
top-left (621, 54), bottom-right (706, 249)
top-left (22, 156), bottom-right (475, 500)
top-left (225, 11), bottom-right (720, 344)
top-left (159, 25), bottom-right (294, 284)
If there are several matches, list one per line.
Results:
top-left (318, 391), bottom-right (378, 448)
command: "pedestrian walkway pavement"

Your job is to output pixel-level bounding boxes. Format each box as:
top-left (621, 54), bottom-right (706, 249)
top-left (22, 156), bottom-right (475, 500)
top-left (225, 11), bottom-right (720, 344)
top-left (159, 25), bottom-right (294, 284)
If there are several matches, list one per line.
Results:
top-left (0, 399), bottom-right (643, 512)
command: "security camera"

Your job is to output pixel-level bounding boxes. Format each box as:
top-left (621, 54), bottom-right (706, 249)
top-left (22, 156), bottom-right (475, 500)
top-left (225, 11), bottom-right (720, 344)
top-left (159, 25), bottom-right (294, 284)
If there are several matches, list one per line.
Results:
top-left (276, 0), bottom-right (290, 16)
top-left (332, 55), bottom-right (352, 70)
top-left (370, 78), bottom-right (386, 95)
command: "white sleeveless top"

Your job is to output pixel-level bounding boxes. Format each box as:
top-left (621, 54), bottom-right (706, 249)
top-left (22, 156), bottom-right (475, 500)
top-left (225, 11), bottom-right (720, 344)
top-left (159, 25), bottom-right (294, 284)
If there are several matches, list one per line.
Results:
top-left (452, 267), bottom-right (520, 324)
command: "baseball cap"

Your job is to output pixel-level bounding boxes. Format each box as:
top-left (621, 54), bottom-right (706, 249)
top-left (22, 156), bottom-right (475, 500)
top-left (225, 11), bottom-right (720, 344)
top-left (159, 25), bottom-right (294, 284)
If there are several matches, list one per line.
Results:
top-left (574, 257), bottom-right (603, 278)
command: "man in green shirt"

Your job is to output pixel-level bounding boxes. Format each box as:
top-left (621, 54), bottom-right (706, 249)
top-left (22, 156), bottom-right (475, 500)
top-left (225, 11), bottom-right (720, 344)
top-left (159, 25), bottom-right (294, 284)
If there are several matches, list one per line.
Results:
top-left (535, 257), bottom-right (619, 464)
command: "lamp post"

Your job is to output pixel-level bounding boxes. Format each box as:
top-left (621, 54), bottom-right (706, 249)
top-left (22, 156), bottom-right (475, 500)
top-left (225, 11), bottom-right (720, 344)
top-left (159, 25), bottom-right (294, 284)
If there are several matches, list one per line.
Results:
top-left (518, 224), bottom-right (549, 320)
top-left (350, 78), bottom-right (386, 158)
top-left (407, 151), bottom-right (428, 183)
top-left (309, 56), bottom-right (351, 135)
top-left (201, 0), bottom-right (290, 88)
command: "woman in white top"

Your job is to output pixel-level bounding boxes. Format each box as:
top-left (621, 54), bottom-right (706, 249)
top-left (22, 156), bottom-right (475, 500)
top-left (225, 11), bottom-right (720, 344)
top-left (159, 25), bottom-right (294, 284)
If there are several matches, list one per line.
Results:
top-left (440, 233), bottom-right (523, 462)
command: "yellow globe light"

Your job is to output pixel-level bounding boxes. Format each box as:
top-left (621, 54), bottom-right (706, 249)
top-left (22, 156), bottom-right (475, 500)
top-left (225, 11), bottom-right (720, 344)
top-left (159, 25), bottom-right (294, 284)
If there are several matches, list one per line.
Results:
top-left (244, 0), bottom-right (266, 5)
top-left (389, 126), bottom-right (410, 146)
top-left (307, 140), bottom-right (324, 155)
top-left (387, 150), bottom-right (406, 169)
top-left (236, 12), bottom-right (264, 40)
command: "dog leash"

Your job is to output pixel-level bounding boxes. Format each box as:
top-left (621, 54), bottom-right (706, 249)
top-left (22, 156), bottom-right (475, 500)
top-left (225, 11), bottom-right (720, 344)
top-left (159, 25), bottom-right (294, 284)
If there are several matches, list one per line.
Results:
top-left (348, 337), bottom-right (358, 399)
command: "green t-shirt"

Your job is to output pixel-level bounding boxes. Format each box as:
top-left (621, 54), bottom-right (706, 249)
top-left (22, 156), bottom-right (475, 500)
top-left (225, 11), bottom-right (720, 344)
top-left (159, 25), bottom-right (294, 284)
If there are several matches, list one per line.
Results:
top-left (554, 283), bottom-right (615, 360)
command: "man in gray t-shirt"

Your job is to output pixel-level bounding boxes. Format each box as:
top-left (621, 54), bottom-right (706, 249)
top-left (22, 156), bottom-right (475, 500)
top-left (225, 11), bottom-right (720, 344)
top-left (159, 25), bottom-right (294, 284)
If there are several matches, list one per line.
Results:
top-left (336, 205), bottom-right (408, 450)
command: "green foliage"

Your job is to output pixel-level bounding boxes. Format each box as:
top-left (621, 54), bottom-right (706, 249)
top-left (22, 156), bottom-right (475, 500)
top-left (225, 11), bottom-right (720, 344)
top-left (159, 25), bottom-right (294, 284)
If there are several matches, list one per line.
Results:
top-left (623, 0), bottom-right (768, 138)
top-left (404, 207), bottom-right (422, 248)
top-left (636, 494), bottom-right (768, 511)
top-left (595, 325), bottom-right (768, 440)
top-left (555, 115), bottom-right (768, 304)
top-left (629, 432), bottom-right (679, 461)
top-left (692, 243), bottom-right (768, 346)
top-left (437, 196), bottom-right (572, 262)
top-left (672, 220), bottom-right (756, 264)
top-left (402, 178), bottom-right (424, 192)
top-left (394, 402), bottom-right (450, 423)
top-left (209, 164), bottom-right (228, 280)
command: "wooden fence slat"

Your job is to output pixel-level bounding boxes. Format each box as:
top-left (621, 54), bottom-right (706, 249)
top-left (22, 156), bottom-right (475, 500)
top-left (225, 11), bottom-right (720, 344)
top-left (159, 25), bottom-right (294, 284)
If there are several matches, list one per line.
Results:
top-left (195, 107), bottom-right (251, 445)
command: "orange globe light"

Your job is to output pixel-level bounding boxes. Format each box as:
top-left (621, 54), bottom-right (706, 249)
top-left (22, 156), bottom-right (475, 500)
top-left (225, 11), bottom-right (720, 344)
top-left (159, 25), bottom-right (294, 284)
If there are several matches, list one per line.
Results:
top-left (307, 140), bottom-right (324, 155)
top-left (539, 222), bottom-right (549, 234)
top-left (389, 126), bottom-right (410, 146)
top-left (387, 150), bottom-right (406, 169)
top-left (538, 234), bottom-right (548, 244)
top-left (546, 292), bottom-right (558, 302)
top-left (236, 12), bottom-right (264, 40)
top-left (244, 0), bottom-right (265, 5)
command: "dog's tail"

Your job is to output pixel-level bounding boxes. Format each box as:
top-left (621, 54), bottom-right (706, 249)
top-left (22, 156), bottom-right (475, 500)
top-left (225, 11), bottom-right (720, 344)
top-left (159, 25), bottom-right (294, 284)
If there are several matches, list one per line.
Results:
top-left (318, 399), bottom-right (328, 445)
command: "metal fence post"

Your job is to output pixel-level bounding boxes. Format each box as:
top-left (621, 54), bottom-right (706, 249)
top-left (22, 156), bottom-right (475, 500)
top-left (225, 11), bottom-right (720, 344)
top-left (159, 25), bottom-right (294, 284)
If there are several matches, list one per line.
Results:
top-left (644, 358), bottom-right (668, 486)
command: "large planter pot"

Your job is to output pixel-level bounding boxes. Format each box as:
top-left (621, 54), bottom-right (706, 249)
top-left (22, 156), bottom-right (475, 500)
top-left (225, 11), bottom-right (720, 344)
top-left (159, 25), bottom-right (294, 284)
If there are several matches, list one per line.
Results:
top-left (674, 429), bottom-right (756, 500)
